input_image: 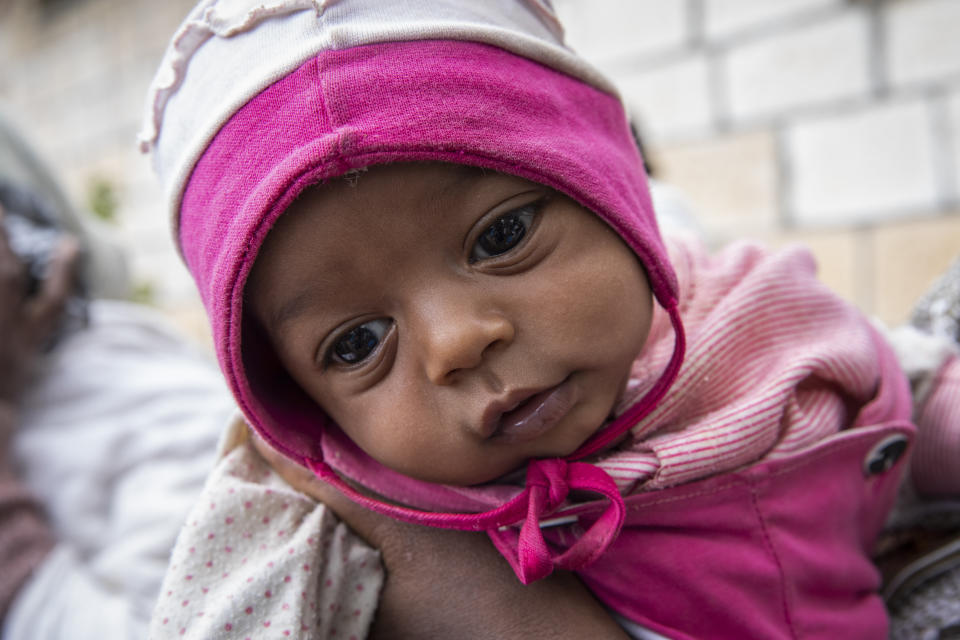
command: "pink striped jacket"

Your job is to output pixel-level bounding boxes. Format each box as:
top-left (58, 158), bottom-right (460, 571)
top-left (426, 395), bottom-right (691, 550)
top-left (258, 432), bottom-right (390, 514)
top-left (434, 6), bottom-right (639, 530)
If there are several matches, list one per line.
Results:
top-left (551, 238), bottom-right (914, 638)
top-left (327, 238), bottom-right (915, 638)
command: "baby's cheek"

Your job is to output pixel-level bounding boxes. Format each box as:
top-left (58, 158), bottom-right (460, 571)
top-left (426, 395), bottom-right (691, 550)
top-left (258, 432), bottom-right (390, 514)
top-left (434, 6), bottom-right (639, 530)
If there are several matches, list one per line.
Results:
top-left (339, 383), bottom-right (441, 475)
top-left (560, 257), bottom-right (648, 343)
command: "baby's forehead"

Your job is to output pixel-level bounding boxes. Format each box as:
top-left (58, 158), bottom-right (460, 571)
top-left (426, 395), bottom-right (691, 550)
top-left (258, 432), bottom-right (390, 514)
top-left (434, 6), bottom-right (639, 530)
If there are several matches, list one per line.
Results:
top-left (248, 163), bottom-right (557, 312)
top-left (294, 162), bottom-right (517, 210)
top-left (270, 162), bottom-right (554, 246)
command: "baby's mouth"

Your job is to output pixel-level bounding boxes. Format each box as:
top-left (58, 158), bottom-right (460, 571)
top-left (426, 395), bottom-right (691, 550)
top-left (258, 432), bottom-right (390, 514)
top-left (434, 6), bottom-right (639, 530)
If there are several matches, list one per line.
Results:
top-left (483, 377), bottom-right (578, 444)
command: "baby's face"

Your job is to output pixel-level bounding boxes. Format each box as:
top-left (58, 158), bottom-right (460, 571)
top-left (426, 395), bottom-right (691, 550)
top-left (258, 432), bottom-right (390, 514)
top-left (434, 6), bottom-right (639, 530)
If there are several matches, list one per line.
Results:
top-left (247, 163), bottom-right (653, 486)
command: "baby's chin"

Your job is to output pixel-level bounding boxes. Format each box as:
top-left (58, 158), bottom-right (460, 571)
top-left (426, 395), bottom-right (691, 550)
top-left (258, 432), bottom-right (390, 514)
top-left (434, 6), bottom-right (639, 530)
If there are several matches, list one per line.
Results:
top-left (396, 459), bottom-right (530, 487)
top-left (367, 402), bottom-right (626, 487)
top-left (446, 436), bottom-right (629, 487)
top-left (394, 438), bottom-right (615, 488)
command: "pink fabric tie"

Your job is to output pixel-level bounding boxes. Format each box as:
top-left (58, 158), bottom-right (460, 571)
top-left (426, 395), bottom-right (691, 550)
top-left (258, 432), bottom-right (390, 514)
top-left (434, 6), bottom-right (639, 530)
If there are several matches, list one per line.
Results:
top-left (499, 458), bottom-right (627, 583)
top-left (308, 456), bottom-right (627, 584)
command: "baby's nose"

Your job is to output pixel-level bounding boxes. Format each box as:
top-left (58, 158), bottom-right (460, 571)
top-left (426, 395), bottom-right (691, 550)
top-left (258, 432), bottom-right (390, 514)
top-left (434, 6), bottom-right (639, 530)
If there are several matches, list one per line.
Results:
top-left (417, 293), bottom-right (515, 385)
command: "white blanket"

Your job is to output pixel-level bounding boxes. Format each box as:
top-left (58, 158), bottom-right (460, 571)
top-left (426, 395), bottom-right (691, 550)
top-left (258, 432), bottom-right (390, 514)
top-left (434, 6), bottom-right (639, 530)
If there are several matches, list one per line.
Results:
top-left (4, 300), bottom-right (235, 640)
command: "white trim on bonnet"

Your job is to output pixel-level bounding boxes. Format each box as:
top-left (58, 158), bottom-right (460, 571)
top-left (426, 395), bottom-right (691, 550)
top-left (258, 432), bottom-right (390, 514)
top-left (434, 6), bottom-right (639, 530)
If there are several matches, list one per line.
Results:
top-left (139, 0), bottom-right (620, 249)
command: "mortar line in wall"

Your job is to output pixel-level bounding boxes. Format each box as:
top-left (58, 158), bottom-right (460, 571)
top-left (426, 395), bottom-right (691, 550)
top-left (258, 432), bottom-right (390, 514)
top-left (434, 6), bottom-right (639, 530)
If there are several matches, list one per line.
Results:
top-left (686, 0), bottom-right (704, 49)
top-left (868, 0), bottom-right (889, 98)
top-left (726, 83), bottom-right (954, 143)
top-left (697, 3), bottom-right (859, 53)
top-left (594, 2), bottom-right (850, 81)
top-left (855, 225), bottom-right (875, 317)
top-left (773, 125), bottom-right (794, 230)
top-left (927, 88), bottom-right (958, 210)
top-left (599, 46), bottom-right (704, 80)
top-left (708, 51), bottom-right (729, 133)
top-left (603, 3), bottom-right (851, 79)
top-left (809, 207), bottom-right (955, 228)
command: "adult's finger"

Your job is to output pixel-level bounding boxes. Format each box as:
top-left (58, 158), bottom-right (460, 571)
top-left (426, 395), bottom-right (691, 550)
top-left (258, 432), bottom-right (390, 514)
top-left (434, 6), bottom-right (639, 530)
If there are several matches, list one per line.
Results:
top-left (0, 203), bottom-right (14, 261)
top-left (249, 428), bottom-right (400, 547)
top-left (251, 429), bottom-right (346, 507)
top-left (25, 237), bottom-right (79, 339)
top-left (0, 204), bottom-right (28, 301)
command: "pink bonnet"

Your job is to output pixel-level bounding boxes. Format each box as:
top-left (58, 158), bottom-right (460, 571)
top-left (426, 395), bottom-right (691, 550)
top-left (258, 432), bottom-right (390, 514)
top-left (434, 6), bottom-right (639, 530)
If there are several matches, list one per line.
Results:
top-left (143, 0), bottom-right (685, 582)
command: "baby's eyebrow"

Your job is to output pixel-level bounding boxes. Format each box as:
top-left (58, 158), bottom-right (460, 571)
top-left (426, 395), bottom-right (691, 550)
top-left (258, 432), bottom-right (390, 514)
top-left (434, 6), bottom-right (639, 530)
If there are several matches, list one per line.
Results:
top-left (270, 289), bottom-right (317, 332)
top-left (432, 165), bottom-right (487, 202)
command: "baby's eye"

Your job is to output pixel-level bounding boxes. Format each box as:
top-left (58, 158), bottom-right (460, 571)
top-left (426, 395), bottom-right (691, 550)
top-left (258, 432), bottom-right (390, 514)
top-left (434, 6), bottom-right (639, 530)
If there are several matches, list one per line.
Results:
top-left (329, 318), bottom-right (391, 365)
top-left (470, 204), bottom-right (538, 262)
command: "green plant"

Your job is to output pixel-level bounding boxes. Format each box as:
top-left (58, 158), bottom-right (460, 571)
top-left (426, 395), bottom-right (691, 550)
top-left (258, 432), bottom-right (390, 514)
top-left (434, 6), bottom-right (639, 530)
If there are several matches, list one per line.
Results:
top-left (86, 176), bottom-right (119, 224)
top-left (129, 280), bottom-right (156, 306)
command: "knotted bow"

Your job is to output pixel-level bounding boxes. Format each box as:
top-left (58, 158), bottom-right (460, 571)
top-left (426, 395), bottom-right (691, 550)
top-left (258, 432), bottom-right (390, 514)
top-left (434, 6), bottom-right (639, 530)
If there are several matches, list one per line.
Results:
top-left (489, 458), bottom-right (626, 583)
top-left (310, 455), bottom-right (626, 583)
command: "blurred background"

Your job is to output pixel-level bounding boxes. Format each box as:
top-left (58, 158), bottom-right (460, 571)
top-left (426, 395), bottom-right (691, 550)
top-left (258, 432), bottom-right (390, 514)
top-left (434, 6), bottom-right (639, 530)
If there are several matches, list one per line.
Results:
top-left (1, 0), bottom-right (958, 342)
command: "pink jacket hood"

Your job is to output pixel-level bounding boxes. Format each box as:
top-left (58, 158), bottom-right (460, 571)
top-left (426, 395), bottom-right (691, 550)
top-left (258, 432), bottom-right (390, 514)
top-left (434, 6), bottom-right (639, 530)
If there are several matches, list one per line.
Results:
top-left (146, 2), bottom-right (684, 583)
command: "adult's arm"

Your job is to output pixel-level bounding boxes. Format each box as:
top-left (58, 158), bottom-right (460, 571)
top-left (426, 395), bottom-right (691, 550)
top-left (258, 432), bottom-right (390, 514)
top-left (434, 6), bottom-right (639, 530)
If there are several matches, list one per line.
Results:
top-left (0, 206), bottom-right (77, 622)
top-left (253, 435), bottom-right (630, 640)
top-left (0, 404), bottom-right (56, 623)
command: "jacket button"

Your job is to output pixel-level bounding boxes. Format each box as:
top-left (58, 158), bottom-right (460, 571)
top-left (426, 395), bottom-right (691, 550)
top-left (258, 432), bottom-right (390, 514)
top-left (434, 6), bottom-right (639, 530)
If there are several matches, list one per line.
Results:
top-left (863, 434), bottom-right (909, 476)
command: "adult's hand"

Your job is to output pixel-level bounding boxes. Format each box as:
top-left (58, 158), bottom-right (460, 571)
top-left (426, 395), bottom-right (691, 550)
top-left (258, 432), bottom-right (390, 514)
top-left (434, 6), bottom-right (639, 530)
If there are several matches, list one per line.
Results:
top-left (252, 432), bottom-right (630, 640)
top-left (0, 204), bottom-right (78, 407)
top-left (0, 203), bottom-right (76, 625)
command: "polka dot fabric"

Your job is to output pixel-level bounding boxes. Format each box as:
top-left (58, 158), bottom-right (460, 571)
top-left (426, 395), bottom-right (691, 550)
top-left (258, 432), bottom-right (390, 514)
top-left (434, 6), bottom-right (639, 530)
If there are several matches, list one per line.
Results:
top-left (148, 418), bottom-right (382, 639)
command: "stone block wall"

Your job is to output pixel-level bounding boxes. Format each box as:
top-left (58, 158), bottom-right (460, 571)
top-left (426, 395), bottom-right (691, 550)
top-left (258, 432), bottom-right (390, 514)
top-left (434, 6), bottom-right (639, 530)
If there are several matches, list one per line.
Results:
top-left (556, 0), bottom-right (960, 324)
top-left (0, 0), bottom-right (207, 337)
top-left (0, 0), bottom-right (957, 332)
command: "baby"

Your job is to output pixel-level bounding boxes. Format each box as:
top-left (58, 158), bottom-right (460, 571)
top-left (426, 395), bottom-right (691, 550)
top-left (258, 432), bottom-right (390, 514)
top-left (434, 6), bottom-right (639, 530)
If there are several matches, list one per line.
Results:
top-left (245, 162), bottom-right (654, 487)
top-left (143, 1), bottom-right (960, 638)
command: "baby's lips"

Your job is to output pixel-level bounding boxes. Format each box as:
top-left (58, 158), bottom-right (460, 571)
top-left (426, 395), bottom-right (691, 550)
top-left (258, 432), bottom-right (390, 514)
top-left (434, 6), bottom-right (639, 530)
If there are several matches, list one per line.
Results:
top-left (486, 377), bottom-right (577, 443)
top-left (479, 385), bottom-right (547, 438)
